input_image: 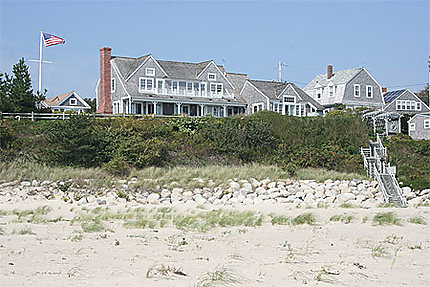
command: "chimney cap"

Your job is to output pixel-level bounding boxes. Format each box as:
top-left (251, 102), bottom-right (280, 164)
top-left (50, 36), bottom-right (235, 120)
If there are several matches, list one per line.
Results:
top-left (100, 47), bottom-right (112, 51)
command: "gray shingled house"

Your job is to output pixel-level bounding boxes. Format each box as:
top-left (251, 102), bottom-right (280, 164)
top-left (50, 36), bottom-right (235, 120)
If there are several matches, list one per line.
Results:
top-left (96, 47), bottom-right (246, 116)
top-left (240, 80), bottom-right (324, 116)
top-left (383, 89), bottom-right (430, 114)
top-left (304, 65), bottom-right (384, 110)
top-left (43, 91), bottom-right (91, 113)
top-left (408, 113), bottom-right (430, 140)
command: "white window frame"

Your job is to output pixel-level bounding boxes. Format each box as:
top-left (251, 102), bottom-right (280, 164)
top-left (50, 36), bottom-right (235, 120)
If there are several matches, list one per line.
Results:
top-left (409, 123), bottom-right (416, 131)
top-left (252, 103), bottom-right (264, 113)
top-left (70, 98), bottom-right (77, 106)
top-left (424, 119), bottom-right (430, 129)
top-left (317, 88), bottom-right (322, 99)
top-left (156, 79), bottom-right (164, 93)
top-left (111, 78), bottom-right (116, 92)
top-left (139, 77), bottom-right (154, 92)
top-left (145, 68), bottom-right (155, 76)
top-left (210, 83), bottom-right (223, 95)
top-left (283, 96), bottom-right (296, 103)
top-left (208, 73), bottom-right (216, 81)
top-left (329, 86), bottom-right (334, 97)
top-left (366, 85), bottom-right (373, 98)
top-left (416, 102), bottom-right (421, 111)
top-left (354, 84), bottom-right (360, 97)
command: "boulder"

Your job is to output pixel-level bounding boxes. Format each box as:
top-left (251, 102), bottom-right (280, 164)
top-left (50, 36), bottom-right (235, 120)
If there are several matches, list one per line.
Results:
top-left (20, 181), bottom-right (31, 187)
top-left (229, 182), bottom-right (240, 190)
top-left (161, 189), bottom-right (171, 198)
top-left (304, 193), bottom-right (315, 204)
top-left (147, 193), bottom-right (160, 204)
top-left (182, 191), bottom-right (193, 201)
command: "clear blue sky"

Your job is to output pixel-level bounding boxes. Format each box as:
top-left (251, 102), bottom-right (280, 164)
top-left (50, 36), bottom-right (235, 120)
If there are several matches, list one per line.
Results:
top-left (1, 0), bottom-right (429, 99)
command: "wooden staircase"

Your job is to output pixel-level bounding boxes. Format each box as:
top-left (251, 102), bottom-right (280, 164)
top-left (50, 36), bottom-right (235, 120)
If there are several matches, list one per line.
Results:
top-left (360, 134), bottom-right (407, 206)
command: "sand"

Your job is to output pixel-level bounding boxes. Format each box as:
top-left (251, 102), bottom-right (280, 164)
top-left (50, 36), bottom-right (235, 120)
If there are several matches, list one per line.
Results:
top-left (0, 199), bottom-right (429, 287)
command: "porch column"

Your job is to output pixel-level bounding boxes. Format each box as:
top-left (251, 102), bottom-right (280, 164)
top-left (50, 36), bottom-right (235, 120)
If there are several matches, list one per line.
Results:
top-left (152, 101), bottom-right (158, 115)
top-left (176, 102), bottom-right (182, 115)
top-left (200, 104), bottom-right (205, 117)
top-left (223, 105), bottom-right (227, 117)
top-left (282, 104), bottom-right (286, 115)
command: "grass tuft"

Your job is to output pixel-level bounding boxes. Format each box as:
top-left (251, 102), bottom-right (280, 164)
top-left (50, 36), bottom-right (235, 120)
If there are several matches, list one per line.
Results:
top-left (407, 216), bottom-right (427, 225)
top-left (292, 212), bottom-right (316, 225)
top-left (330, 214), bottom-right (354, 224)
top-left (194, 266), bottom-right (243, 287)
top-left (373, 212), bottom-right (402, 226)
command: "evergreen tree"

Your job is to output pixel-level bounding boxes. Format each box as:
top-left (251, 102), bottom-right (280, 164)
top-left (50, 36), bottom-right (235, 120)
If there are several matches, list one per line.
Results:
top-left (0, 72), bottom-right (12, 112)
top-left (9, 58), bottom-right (35, 112)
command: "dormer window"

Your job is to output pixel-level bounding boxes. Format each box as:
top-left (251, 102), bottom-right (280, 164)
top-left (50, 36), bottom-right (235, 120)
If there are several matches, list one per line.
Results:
top-left (208, 73), bottom-right (216, 81)
top-left (145, 68), bottom-right (155, 76)
top-left (70, 98), bottom-right (77, 105)
top-left (283, 96), bottom-right (295, 103)
top-left (329, 86), bottom-right (334, 97)
top-left (416, 102), bottom-right (421, 110)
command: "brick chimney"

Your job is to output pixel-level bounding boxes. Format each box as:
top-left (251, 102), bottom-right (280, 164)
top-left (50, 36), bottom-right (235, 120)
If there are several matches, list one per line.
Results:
top-left (327, 65), bottom-right (333, 79)
top-left (382, 87), bottom-right (387, 93)
top-left (97, 47), bottom-right (112, 114)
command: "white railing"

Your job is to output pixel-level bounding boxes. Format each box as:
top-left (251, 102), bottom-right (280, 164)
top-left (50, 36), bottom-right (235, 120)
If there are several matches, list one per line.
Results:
top-left (373, 163), bottom-right (391, 203)
top-left (139, 88), bottom-right (233, 99)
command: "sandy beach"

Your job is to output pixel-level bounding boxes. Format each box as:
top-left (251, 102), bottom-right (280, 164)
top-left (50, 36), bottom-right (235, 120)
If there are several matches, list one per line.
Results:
top-left (0, 197), bottom-right (429, 287)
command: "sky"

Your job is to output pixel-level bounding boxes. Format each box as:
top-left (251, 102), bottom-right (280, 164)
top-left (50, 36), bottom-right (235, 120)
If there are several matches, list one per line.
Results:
top-left (0, 0), bottom-right (429, 99)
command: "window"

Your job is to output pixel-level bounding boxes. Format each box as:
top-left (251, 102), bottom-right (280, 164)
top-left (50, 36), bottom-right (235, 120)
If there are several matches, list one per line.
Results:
top-left (186, 82), bottom-right (193, 93)
top-left (210, 83), bottom-right (223, 95)
top-left (172, 81), bottom-right (178, 93)
top-left (111, 78), bottom-right (116, 92)
top-left (70, 98), bottom-right (77, 105)
top-left (396, 100), bottom-right (401, 110)
top-left (208, 73), bottom-right (216, 81)
top-left (157, 79), bottom-right (164, 93)
top-left (200, 83), bottom-right (206, 94)
top-left (145, 68), bottom-right (155, 76)
top-left (329, 86), bottom-right (334, 97)
top-left (425, 119), bottom-right (430, 129)
top-left (252, 103), bottom-right (264, 113)
top-left (416, 102), bottom-right (421, 110)
top-left (139, 77), bottom-right (154, 92)
top-left (283, 96), bottom-right (295, 103)
top-left (366, 85), bottom-right (373, 98)
top-left (409, 123), bottom-right (416, 131)
top-left (354, 85), bottom-right (360, 97)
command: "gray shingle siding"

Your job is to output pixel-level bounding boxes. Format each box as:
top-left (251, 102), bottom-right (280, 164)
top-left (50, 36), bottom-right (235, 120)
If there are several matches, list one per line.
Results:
top-left (196, 62), bottom-right (235, 96)
top-left (58, 95), bottom-right (87, 108)
top-left (384, 90), bottom-right (430, 114)
top-left (409, 114), bottom-right (430, 140)
top-left (343, 69), bottom-right (384, 108)
top-left (240, 82), bottom-right (268, 114)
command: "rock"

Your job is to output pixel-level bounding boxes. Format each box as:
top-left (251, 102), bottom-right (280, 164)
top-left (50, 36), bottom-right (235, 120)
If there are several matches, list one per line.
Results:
top-left (304, 193), bottom-right (315, 204)
top-left (408, 197), bottom-right (423, 206)
top-left (295, 191), bottom-right (305, 199)
top-left (269, 192), bottom-right (281, 199)
top-left (267, 182), bottom-right (277, 189)
top-left (402, 187), bottom-right (412, 194)
top-left (97, 198), bottom-right (107, 205)
top-left (293, 198), bottom-right (304, 205)
top-left (367, 187), bottom-right (378, 194)
top-left (357, 183), bottom-right (366, 191)
top-left (239, 188), bottom-right (252, 195)
top-left (371, 181), bottom-right (378, 188)
top-left (195, 196), bottom-right (207, 205)
top-left (117, 179), bottom-right (127, 184)
top-left (182, 191), bottom-right (193, 201)
top-left (324, 196), bottom-right (336, 204)
top-left (243, 198), bottom-right (254, 205)
top-left (229, 182), bottom-right (240, 190)
top-left (324, 189), bottom-right (335, 197)
top-left (339, 193), bottom-right (356, 202)
top-left (286, 195), bottom-right (296, 202)
top-left (161, 189), bottom-right (171, 198)
top-left (221, 194), bottom-right (232, 203)
top-left (193, 188), bottom-right (202, 195)
top-left (267, 187), bottom-right (279, 194)
top-left (255, 187), bottom-right (267, 195)
top-left (420, 189), bottom-right (430, 196)
top-left (324, 179), bottom-right (333, 185)
top-left (253, 197), bottom-right (264, 204)
top-left (171, 188), bottom-right (183, 201)
top-left (213, 198), bottom-right (222, 205)
top-left (280, 188), bottom-right (290, 197)
top-left (20, 181), bottom-right (31, 187)
top-left (356, 194), bottom-right (366, 202)
top-left (147, 193), bottom-right (160, 204)
top-left (404, 191), bottom-right (416, 200)
top-left (242, 182), bottom-right (253, 190)
top-left (31, 180), bottom-right (39, 186)
top-left (314, 191), bottom-right (324, 198)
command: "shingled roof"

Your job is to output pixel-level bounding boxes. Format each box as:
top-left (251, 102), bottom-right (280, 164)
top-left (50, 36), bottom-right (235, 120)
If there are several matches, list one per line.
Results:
top-left (44, 92), bottom-right (73, 106)
top-left (249, 80), bottom-right (324, 110)
top-left (304, 67), bottom-right (363, 90)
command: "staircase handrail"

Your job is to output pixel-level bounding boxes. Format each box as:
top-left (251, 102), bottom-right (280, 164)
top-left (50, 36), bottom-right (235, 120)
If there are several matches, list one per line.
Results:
top-left (373, 163), bottom-right (390, 202)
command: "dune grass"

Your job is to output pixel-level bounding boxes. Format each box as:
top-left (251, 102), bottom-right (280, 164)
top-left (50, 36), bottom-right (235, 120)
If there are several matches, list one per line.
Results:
top-left (294, 168), bottom-right (369, 182)
top-left (292, 212), bottom-right (316, 225)
top-left (194, 266), bottom-right (244, 287)
top-left (373, 212), bottom-right (402, 226)
top-left (407, 215), bottom-right (427, 225)
top-left (330, 214), bottom-right (355, 224)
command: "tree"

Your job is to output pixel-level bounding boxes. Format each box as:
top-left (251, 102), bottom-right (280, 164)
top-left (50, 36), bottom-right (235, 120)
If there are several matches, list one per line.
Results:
top-left (0, 58), bottom-right (45, 112)
top-left (84, 98), bottom-right (96, 113)
top-left (415, 85), bottom-right (429, 107)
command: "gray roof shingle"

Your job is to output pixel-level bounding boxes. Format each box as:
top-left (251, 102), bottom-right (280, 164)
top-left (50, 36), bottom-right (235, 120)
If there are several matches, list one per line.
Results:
top-left (304, 67), bottom-right (363, 90)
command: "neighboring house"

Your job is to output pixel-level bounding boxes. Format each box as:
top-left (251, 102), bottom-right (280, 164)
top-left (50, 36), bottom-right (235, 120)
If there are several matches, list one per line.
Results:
top-left (304, 65), bottom-right (385, 110)
top-left (383, 89), bottom-right (430, 115)
top-left (43, 91), bottom-right (91, 113)
top-left (240, 80), bottom-right (324, 116)
top-left (408, 113), bottom-right (430, 140)
top-left (96, 47), bottom-right (246, 116)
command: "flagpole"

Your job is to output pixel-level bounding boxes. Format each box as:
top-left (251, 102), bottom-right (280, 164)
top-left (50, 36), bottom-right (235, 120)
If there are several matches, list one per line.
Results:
top-left (38, 29), bottom-right (43, 94)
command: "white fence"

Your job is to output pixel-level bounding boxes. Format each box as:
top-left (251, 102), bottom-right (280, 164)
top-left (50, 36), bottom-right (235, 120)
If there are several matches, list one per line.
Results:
top-left (0, 112), bottom-right (183, 121)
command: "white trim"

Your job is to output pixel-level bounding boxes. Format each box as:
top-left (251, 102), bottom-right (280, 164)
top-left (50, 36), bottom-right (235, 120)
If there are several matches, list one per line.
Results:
top-left (283, 95), bottom-right (296, 103)
top-left (112, 62), bottom-right (132, 98)
top-left (196, 61), bottom-right (235, 89)
top-left (208, 73), bottom-right (216, 81)
top-left (354, 84), bottom-right (360, 97)
top-left (424, 119), bottom-right (430, 129)
top-left (366, 85), bottom-right (373, 98)
top-left (252, 103), bottom-right (264, 113)
top-left (409, 123), bottom-right (416, 131)
top-left (145, 68), bottom-right (155, 76)
top-left (138, 77), bottom-right (155, 92)
top-left (52, 92), bottom-right (91, 108)
top-left (385, 89), bottom-right (430, 111)
top-left (70, 98), bottom-right (77, 106)
top-left (244, 81), bottom-right (271, 102)
top-left (125, 54), bottom-right (168, 82)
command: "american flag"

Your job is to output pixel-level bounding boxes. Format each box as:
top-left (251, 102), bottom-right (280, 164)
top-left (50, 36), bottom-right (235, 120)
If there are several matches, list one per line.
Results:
top-left (43, 32), bottom-right (65, 47)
